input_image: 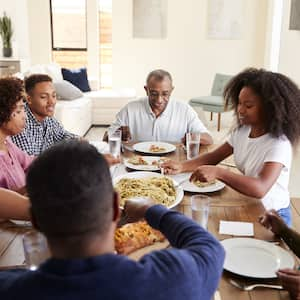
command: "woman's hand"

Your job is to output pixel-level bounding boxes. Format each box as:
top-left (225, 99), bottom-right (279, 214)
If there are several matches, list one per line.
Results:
top-left (161, 160), bottom-right (183, 175)
top-left (190, 165), bottom-right (220, 183)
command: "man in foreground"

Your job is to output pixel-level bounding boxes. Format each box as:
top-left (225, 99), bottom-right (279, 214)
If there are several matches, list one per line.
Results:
top-left (108, 69), bottom-right (213, 144)
top-left (12, 74), bottom-right (76, 155)
top-left (0, 140), bottom-right (224, 299)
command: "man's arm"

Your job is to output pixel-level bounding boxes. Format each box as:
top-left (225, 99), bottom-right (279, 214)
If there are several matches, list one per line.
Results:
top-left (124, 200), bottom-right (224, 296)
top-left (51, 118), bottom-right (77, 142)
top-left (145, 205), bottom-right (224, 295)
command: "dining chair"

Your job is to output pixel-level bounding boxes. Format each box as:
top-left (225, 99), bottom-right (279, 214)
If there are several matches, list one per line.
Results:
top-left (189, 73), bottom-right (232, 131)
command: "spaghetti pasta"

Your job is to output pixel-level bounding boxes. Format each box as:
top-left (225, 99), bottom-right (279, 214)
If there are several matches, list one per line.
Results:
top-left (115, 176), bottom-right (176, 208)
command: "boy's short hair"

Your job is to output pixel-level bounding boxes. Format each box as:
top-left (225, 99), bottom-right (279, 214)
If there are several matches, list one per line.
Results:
top-left (26, 140), bottom-right (114, 238)
top-left (25, 74), bottom-right (53, 94)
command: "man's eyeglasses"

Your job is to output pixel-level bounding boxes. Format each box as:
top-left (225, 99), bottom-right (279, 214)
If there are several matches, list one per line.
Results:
top-left (148, 91), bottom-right (171, 99)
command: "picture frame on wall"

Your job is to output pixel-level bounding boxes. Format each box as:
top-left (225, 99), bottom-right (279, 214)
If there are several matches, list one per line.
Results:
top-left (133, 0), bottom-right (167, 39)
top-left (207, 0), bottom-right (244, 40)
top-left (289, 0), bottom-right (300, 30)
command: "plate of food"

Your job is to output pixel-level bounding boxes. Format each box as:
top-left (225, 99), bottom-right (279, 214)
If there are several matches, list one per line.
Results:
top-left (182, 179), bottom-right (225, 193)
top-left (113, 171), bottom-right (184, 209)
top-left (133, 142), bottom-right (176, 155)
top-left (124, 155), bottom-right (169, 171)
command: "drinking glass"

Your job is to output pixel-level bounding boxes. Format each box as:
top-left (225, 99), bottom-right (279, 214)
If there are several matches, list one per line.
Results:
top-left (23, 231), bottom-right (50, 270)
top-left (190, 195), bottom-right (210, 230)
top-left (108, 128), bottom-right (122, 158)
top-left (186, 132), bottom-right (201, 160)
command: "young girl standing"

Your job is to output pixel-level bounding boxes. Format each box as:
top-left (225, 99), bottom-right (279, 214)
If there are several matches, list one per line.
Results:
top-left (163, 68), bottom-right (300, 225)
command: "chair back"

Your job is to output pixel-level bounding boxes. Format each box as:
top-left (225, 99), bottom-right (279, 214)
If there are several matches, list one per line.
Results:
top-left (211, 73), bottom-right (232, 96)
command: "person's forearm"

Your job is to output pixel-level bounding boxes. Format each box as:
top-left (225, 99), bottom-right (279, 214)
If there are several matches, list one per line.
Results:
top-left (0, 191), bottom-right (30, 220)
top-left (217, 168), bottom-right (270, 198)
top-left (200, 133), bottom-right (213, 145)
top-left (145, 205), bottom-right (223, 256)
top-left (280, 227), bottom-right (300, 258)
top-left (181, 151), bottom-right (223, 172)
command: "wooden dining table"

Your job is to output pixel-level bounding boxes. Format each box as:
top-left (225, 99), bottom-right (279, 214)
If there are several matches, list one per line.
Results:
top-left (0, 142), bottom-right (299, 300)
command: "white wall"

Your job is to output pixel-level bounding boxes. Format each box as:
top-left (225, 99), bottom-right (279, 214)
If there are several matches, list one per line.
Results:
top-left (112, 0), bottom-right (268, 100)
top-left (278, 0), bottom-right (300, 85)
top-left (0, 0), bottom-right (30, 65)
top-left (27, 0), bottom-right (52, 65)
top-left (1, 0), bottom-right (269, 96)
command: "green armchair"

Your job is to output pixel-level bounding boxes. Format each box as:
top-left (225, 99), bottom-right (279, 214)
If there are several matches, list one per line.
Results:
top-left (189, 73), bottom-right (232, 131)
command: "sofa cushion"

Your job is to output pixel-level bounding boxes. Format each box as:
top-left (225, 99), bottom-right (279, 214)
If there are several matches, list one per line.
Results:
top-left (62, 67), bottom-right (91, 92)
top-left (24, 63), bottom-right (63, 82)
top-left (54, 80), bottom-right (83, 100)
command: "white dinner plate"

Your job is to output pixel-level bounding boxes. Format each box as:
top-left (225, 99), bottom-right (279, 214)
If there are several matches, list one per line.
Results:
top-left (124, 156), bottom-right (161, 171)
top-left (182, 180), bottom-right (225, 193)
top-left (221, 238), bottom-right (294, 278)
top-left (113, 171), bottom-right (184, 209)
top-left (133, 142), bottom-right (176, 155)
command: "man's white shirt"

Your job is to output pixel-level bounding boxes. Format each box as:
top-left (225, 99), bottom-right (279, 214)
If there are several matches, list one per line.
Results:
top-left (110, 97), bottom-right (209, 142)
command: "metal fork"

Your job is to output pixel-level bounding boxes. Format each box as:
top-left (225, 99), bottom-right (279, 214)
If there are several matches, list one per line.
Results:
top-left (229, 279), bottom-right (283, 291)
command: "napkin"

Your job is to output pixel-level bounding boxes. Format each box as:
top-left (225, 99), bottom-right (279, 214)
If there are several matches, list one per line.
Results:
top-left (219, 220), bottom-right (254, 236)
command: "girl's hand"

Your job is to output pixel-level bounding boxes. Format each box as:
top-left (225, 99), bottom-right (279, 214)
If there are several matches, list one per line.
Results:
top-left (190, 165), bottom-right (220, 183)
top-left (161, 160), bottom-right (183, 175)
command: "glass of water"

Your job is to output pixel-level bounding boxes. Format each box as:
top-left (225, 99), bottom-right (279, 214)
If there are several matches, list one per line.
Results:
top-left (186, 132), bottom-right (201, 160)
top-left (23, 231), bottom-right (50, 270)
top-left (108, 128), bottom-right (122, 158)
top-left (190, 195), bottom-right (210, 230)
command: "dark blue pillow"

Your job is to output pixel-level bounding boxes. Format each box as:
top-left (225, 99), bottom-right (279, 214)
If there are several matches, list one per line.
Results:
top-left (61, 67), bottom-right (91, 92)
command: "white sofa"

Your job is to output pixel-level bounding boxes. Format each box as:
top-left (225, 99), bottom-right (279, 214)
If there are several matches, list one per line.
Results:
top-left (24, 63), bottom-right (137, 136)
top-left (55, 89), bottom-right (136, 136)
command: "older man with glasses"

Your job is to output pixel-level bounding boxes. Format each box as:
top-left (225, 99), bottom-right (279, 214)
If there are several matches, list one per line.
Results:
top-left (108, 69), bottom-right (213, 144)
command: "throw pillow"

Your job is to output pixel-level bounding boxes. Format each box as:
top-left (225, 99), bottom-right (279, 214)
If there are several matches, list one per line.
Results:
top-left (54, 80), bottom-right (83, 100)
top-left (61, 67), bottom-right (91, 92)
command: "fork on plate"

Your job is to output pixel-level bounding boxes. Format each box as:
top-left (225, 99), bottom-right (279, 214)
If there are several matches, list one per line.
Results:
top-left (229, 279), bottom-right (283, 291)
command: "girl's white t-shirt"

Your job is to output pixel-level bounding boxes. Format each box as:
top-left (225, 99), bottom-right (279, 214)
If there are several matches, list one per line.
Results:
top-left (227, 125), bottom-right (292, 211)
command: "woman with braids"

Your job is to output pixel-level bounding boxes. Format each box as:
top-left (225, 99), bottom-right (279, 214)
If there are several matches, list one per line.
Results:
top-left (163, 68), bottom-right (300, 225)
top-left (0, 77), bottom-right (34, 193)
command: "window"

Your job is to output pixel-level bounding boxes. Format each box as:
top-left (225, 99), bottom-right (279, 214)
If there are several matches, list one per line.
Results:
top-left (99, 0), bottom-right (112, 89)
top-left (50, 0), bottom-right (88, 69)
top-left (50, 0), bottom-right (113, 88)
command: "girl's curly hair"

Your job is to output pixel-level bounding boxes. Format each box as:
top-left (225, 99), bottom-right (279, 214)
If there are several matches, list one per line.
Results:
top-left (0, 77), bottom-right (24, 127)
top-left (224, 68), bottom-right (300, 147)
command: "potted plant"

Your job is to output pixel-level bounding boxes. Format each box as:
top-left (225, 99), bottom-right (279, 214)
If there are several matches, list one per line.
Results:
top-left (0, 12), bottom-right (13, 57)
